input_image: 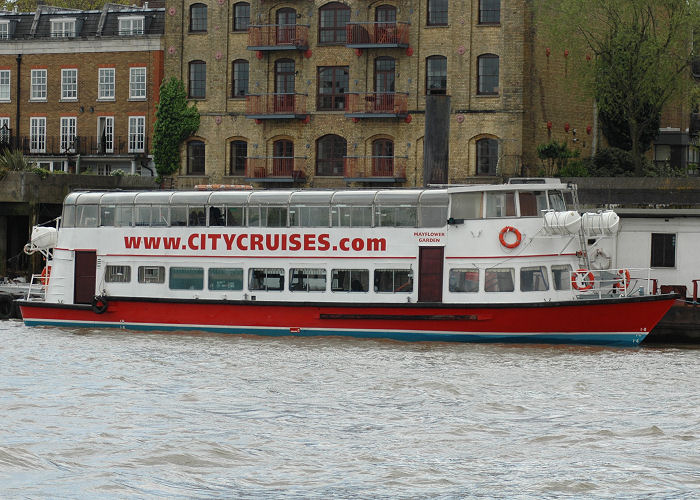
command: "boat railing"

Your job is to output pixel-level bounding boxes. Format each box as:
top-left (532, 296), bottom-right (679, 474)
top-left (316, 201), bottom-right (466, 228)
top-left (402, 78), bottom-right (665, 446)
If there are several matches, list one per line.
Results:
top-left (573, 268), bottom-right (659, 300)
top-left (24, 273), bottom-right (48, 301)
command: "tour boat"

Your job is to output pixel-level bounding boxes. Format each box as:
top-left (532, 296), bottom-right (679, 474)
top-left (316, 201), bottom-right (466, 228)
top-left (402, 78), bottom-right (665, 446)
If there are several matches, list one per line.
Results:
top-left (17, 179), bottom-right (678, 346)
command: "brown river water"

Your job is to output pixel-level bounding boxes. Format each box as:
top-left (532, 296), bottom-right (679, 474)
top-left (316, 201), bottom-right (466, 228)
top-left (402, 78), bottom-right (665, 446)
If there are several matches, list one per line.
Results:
top-left (1, 319), bottom-right (699, 498)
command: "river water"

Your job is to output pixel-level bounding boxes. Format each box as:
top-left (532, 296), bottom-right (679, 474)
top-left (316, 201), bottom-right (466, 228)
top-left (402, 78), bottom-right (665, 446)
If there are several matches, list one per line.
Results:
top-left (1, 319), bottom-right (698, 499)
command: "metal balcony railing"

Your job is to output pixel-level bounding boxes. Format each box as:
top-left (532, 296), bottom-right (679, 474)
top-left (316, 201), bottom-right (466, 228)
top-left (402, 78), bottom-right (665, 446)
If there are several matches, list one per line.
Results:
top-left (344, 92), bottom-right (408, 118)
top-left (343, 156), bottom-right (407, 182)
top-left (245, 157), bottom-right (307, 182)
top-left (15, 135), bottom-right (148, 156)
top-left (245, 93), bottom-right (308, 119)
top-left (247, 24), bottom-right (309, 50)
top-left (345, 22), bottom-right (410, 48)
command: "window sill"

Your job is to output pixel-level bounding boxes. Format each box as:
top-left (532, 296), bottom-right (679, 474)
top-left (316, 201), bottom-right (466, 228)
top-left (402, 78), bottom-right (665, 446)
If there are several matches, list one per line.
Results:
top-left (476, 93), bottom-right (499, 98)
top-left (60, 98), bottom-right (78, 102)
top-left (425, 24), bottom-right (449, 28)
top-left (29, 99), bottom-right (47, 102)
top-left (128, 97), bottom-right (147, 101)
top-left (97, 98), bottom-right (116, 102)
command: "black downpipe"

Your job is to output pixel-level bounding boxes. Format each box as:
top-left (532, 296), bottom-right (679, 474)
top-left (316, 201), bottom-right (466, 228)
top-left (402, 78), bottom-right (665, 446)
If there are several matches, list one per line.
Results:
top-left (15, 54), bottom-right (21, 149)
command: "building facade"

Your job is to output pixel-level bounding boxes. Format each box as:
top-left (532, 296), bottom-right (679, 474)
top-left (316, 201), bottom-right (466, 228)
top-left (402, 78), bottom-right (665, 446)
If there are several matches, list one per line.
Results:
top-left (0, 4), bottom-right (165, 175)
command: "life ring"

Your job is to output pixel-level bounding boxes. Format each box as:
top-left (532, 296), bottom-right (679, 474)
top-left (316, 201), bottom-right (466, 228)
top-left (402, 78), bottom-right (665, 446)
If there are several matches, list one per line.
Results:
top-left (613, 269), bottom-right (631, 290)
top-left (499, 226), bottom-right (522, 249)
top-left (571, 269), bottom-right (595, 291)
top-left (40, 266), bottom-right (51, 286)
top-left (91, 296), bottom-right (108, 314)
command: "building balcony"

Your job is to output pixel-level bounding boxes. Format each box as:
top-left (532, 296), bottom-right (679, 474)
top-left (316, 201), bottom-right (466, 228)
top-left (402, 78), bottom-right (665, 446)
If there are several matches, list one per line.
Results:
top-left (344, 156), bottom-right (407, 183)
top-left (344, 92), bottom-right (408, 118)
top-left (345, 22), bottom-right (410, 49)
top-left (15, 135), bottom-right (149, 156)
top-left (247, 25), bottom-right (309, 51)
top-left (245, 157), bottom-right (307, 183)
top-left (245, 93), bottom-right (308, 120)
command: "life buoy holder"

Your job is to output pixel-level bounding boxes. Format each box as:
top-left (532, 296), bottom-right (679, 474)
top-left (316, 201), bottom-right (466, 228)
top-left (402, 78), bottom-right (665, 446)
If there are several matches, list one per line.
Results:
top-left (40, 266), bottom-right (51, 286)
top-left (499, 226), bottom-right (522, 249)
top-left (91, 295), bottom-right (108, 314)
top-left (613, 269), bottom-right (631, 290)
top-left (571, 269), bottom-right (595, 291)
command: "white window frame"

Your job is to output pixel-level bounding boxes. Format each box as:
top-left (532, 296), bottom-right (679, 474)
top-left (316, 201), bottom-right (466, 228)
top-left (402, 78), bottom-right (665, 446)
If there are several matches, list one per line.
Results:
top-left (30, 69), bottom-right (47, 101)
top-left (0, 70), bottom-right (10, 102)
top-left (60, 116), bottom-right (77, 153)
top-left (51, 18), bottom-right (76, 37)
top-left (118, 16), bottom-right (144, 35)
top-left (0, 117), bottom-right (10, 143)
top-left (0, 21), bottom-right (10, 39)
top-left (98, 116), bottom-right (114, 153)
top-left (61, 68), bottom-right (78, 100)
top-left (128, 116), bottom-right (145, 153)
top-left (30, 117), bottom-right (46, 153)
top-left (129, 67), bottom-right (146, 99)
top-left (98, 68), bottom-right (115, 100)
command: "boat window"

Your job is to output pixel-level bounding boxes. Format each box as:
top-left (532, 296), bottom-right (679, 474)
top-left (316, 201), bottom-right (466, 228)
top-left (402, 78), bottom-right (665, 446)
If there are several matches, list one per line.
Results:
top-left (331, 206), bottom-right (373, 227)
top-left (450, 192), bottom-right (482, 219)
top-left (169, 267), bottom-right (204, 290)
top-left (115, 205), bottom-right (133, 227)
top-left (289, 206), bottom-right (329, 227)
top-left (151, 206), bottom-right (169, 227)
top-left (377, 205), bottom-right (417, 227)
top-left (485, 192), bottom-right (516, 218)
top-left (188, 206), bottom-right (206, 226)
top-left (209, 206), bottom-right (225, 226)
top-left (170, 206), bottom-right (187, 227)
top-left (248, 205), bottom-right (287, 227)
top-left (520, 266), bottom-right (549, 292)
top-left (484, 268), bottom-right (514, 292)
top-left (100, 206), bottom-right (115, 226)
top-left (419, 204), bottom-right (448, 227)
top-left (289, 268), bottom-right (327, 291)
top-left (226, 206), bottom-right (245, 226)
top-left (548, 191), bottom-right (566, 211)
top-left (134, 205), bottom-right (151, 226)
top-left (449, 268), bottom-right (479, 292)
top-left (249, 268), bottom-right (285, 291)
top-left (61, 204), bottom-right (75, 228)
top-left (105, 265), bottom-right (131, 283)
top-left (208, 268), bottom-right (244, 290)
top-left (374, 269), bottom-right (413, 293)
top-left (76, 205), bottom-right (98, 227)
top-left (519, 191), bottom-right (547, 216)
top-left (331, 269), bottom-right (369, 292)
top-left (138, 266), bottom-right (165, 284)
top-left (551, 264), bottom-right (572, 290)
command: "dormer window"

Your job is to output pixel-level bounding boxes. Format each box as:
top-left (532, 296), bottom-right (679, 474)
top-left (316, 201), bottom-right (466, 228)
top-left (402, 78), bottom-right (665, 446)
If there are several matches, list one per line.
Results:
top-left (0, 21), bottom-right (10, 39)
top-left (51, 18), bottom-right (76, 37)
top-left (119, 16), bottom-right (144, 35)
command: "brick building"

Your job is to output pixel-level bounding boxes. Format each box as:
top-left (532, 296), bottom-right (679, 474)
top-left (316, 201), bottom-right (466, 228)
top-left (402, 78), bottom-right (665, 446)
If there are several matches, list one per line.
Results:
top-left (0, 3), bottom-right (165, 175)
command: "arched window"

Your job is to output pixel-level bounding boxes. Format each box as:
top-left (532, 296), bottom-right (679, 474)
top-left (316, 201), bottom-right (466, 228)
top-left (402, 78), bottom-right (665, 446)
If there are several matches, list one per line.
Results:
top-left (479, 0), bottom-right (500, 24)
top-left (426, 55), bottom-right (447, 95)
top-left (273, 139), bottom-right (294, 176)
top-left (372, 138), bottom-right (394, 176)
top-left (276, 8), bottom-right (296, 44)
top-left (427, 0), bottom-right (447, 26)
top-left (188, 60), bottom-right (206, 98)
top-left (476, 138), bottom-right (498, 175)
top-left (316, 134), bottom-right (347, 176)
top-left (233, 2), bottom-right (250, 32)
top-left (232, 59), bottom-right (249, 97)
top-left (319, 2), bottom-right (350, 44)
top-left (189, 3), bottom-right (207, 32)
top-left (317, 66), bottom-right (348, 110)
top-left (374, 57), bottom-right (395, 112)
top-left (187, 140), bottom-right (205, 175)
top-left (375, 5), bottom-right (396, 23)
top-left (477, 54), bottom-right (499, 95)
top-left (230, 140), bottom-right (247, 175)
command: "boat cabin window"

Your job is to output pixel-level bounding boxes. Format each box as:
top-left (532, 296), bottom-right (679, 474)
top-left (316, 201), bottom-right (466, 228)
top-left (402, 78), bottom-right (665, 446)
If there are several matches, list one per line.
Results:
top-left (209, 206), bottom-right (225, 226)
top-left (289, 268), bottom-right (327, 291)
top-left (485, 192), bottom-right (516, 218)
top-left (548, 191), bottom-right (566, 212)
top-left (114, 205), bottom-right (134, 227)
top-left (374, 269), bottom-right (413, 293)
top-left (170, 206), bottom-right (187, 226)
top-left (76, 205), bottom-right (98, 227)
top-left (188, 206), bottom-right (206, 226)
top-left (226, 206), bottom-right (245, 226)
top-left (551, 264), bottom-right (572, 290)
top-left (520, 266), bottom-right (549, 292)
top-left (518, 191), bottom-right (547, 216)
top-left (208, 268), bottom-right (244, 290)
top-left (377, 205), bottom-right (417, 227)
top-left (484, 268), bottom-right (514, 292)
top-left (61, 205), bottom-right (75, 228)
top-left (249, 205), bottom-right (287, 227)
top-left (105, 265), bottom-right (131, 283)
top-left (331, 269), bottom-right (369, 292)
top-left (450, 192), bottom-right (482, 219)
top-left (151, 206), bottom-right (169, 226)
top-left (331, 206), bottom-right (373, 227)
top-left (419, 204), bottom-right (448, 227)
top-left (289, 206), bottom-right (330, 227)
top-left (170, 267), bottom-right (204, 290)
top-left (448, 268), bottom-right (479, 292)
top-left (138, 266), bottom-right (165, 284)
top-left (100, 206), bottom-right (115, 226)
top-left (249, 268), bottom-right (285, 291)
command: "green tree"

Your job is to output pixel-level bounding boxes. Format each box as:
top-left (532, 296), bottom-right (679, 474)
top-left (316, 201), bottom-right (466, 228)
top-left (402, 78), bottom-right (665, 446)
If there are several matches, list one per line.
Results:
top-left (152, 78), bottom-right (200, 178)
top-left (0, 0), bottom-right (127, 11)
top-left (538, 0), bottom-right (700, 175)
top-left (536, 141), bottom-right (579, 176)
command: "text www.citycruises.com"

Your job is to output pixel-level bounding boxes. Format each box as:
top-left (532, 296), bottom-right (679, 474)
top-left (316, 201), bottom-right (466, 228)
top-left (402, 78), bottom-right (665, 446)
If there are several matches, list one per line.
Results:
top-left (123, 233), bottom-right (388, 252)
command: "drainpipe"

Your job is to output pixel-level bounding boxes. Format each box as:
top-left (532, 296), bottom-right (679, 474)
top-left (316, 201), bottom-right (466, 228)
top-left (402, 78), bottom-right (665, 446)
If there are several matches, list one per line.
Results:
top-left (15, 53), bottom-right (21, 149)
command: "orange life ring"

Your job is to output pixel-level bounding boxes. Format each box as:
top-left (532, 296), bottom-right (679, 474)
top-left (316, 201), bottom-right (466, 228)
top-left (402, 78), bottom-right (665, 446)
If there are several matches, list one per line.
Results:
top-left (571, 268), bottom-right (594, 291)
top-left (499, 226), bottom-right (522, 249)
top-left (613, 269), bottom-right (631, 290)
top-left (40, 266), bottom-right (51, 286)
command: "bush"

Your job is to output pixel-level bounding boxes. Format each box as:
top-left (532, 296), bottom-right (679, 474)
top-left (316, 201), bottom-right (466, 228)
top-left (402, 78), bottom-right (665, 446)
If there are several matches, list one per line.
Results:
top-left (559, 160), bottom-right (589, 177)
top-left (586, 147), bottom-right (636, 177)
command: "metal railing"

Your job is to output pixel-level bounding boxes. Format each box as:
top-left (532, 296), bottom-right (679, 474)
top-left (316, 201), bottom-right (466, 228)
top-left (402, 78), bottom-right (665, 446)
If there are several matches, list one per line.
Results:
top-left (345, 92), bottom-right (408, 115)
top-left (245, 157), bottom-right (307, 180)
top-left (345, 21), bottom-right (410, 46)
top-left (247, 24), bottom-right (309, 49)
top-left (245, 93), bottom-right (308, 116)
top-left (15, 136), bottom-right (149, 156)
top-left (343, 156), bottom-right (407, 180)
